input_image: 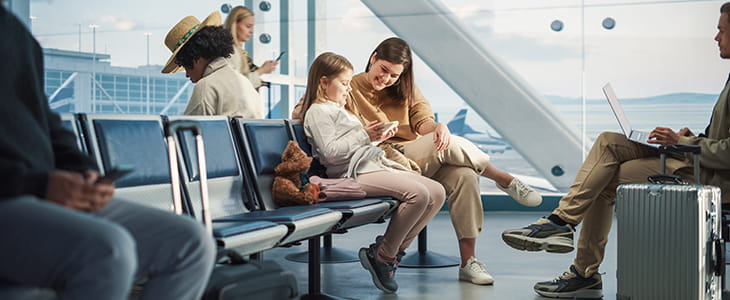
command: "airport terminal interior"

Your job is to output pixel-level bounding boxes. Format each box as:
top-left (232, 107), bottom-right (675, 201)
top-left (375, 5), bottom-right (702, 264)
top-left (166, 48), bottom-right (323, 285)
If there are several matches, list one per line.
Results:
top-left (3, 0), bottom-right (730, 299)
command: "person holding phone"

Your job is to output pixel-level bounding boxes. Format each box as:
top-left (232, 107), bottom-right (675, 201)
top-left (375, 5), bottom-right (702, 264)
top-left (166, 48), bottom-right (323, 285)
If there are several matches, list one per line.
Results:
top-left (224, 6), bottom-right (279, 90)
top-left (0, 6), bottom-right (215, 299)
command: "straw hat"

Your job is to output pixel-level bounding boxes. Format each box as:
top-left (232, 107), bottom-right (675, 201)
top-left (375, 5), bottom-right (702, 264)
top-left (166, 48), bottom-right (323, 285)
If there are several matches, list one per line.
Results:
top-left (162, 11), bottom-right (222, 73)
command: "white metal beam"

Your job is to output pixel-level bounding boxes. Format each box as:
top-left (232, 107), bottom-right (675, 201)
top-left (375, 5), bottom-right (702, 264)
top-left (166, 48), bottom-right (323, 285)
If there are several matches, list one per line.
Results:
top-left (48, 72), bottom-right (78, 104)
top-left (160, 81), bottom-right (192, 115)
top-left (361, 0), bottom-right (587, 191)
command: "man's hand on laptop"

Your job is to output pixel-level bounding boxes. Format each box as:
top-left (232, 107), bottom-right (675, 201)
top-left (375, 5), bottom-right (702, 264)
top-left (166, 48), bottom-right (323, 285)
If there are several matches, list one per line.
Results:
top-left (678, 127), bottom-right (695, 137)
top-left (648, 127), bottom-right (680, 145)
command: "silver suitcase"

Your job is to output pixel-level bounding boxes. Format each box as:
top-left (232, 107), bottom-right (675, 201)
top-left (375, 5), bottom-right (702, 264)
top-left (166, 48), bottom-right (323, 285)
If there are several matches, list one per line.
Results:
top-left (616, 145), bottom-right (724, 300)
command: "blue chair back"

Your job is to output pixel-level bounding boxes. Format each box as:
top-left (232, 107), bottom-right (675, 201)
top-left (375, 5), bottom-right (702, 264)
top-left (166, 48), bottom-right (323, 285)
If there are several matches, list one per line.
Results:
top-left (286, 119), bottom-right (328, 178)
top-left (234, 119), bottom-right (293, 210)
top-left (167, 116), bottom-right (255, 220)
top-left (82, 114), bottom-right (177, 212)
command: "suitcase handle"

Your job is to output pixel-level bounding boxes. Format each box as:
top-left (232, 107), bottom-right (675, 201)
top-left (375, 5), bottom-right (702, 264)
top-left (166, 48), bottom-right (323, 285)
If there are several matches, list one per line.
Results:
top-left (714, 237), bottom-right (725, 277)
top-left (647, 174), bottom-right (686, 185)
top-left (657, 144), bottom-right (701, 184)
top-left (166, 120), bottom-right (202, 137)
top-left (165, 120), bottom-right (212, 235)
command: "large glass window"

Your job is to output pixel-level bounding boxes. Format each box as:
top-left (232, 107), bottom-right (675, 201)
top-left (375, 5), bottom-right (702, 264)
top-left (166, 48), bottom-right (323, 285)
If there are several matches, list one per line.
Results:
top-left (320, 0), bottom-right (724, 193)
top-left (26, 0), bottom-right (726, 193)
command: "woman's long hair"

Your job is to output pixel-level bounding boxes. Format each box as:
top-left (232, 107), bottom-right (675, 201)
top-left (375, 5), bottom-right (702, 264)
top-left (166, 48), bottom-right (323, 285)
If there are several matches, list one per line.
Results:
top-left (364, 37), bottom-right (414, 105)
top-left (223, 6), bottom-right (254, 44)
top-left (300, 52), bottom-right (354, 121)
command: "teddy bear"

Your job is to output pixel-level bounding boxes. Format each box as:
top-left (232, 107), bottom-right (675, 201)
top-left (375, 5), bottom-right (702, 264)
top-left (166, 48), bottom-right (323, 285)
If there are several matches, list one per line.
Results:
top-left (272, 141), bottom-right (321, 206)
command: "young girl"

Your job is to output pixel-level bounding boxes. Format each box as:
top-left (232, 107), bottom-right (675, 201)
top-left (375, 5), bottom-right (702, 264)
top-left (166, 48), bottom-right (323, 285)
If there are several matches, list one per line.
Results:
top-left (162, 11), bottom-right (262, 118)
top-left (301, 52), bottom-right (446, 294)
top-left (223, 6), bottom-right (279, 90)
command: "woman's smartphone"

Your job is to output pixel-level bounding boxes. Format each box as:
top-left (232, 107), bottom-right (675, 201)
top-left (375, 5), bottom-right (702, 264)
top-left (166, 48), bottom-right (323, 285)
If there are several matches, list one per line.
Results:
top-left (274, 51), bottom-right (286, 61)
top-left (96, 167), bottom-right (134, 184)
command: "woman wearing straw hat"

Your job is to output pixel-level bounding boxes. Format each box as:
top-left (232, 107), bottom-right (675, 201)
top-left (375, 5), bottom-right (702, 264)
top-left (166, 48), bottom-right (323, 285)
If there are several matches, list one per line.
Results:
top-left (163, 11), bottom-right (263, 118)
top-left (223, 6), bottom-right (278, 90)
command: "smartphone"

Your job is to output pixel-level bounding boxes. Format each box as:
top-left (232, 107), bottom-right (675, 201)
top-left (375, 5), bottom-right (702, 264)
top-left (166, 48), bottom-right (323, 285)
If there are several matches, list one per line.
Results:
top-left (274, 51), bottom-right (286, 61)
top-left (381, 121), bottom-right (399, 132)
top-left (96, 167), bottom-right (134, 184)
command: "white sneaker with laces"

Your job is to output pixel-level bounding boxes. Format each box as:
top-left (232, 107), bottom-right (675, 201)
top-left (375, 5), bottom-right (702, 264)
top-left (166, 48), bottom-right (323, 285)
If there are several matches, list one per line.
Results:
top-left (459, 256), bottom-right (494, 285)
top-left (497, 178), bottom-right (543, 207)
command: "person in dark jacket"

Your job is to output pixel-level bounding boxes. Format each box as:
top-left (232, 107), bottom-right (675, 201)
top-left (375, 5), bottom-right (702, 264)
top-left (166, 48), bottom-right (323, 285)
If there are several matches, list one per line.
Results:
top-left (0, 6), bottom-right (215, 300)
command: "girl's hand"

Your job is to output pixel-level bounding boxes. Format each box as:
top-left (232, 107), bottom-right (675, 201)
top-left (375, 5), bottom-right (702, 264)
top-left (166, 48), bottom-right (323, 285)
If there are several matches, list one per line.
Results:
top-left (365, 121), bottom-right (397, 142)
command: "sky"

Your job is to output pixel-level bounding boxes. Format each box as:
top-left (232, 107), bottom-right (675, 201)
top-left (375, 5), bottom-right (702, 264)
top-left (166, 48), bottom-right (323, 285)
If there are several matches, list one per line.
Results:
top-left (26, 0), bottom-right (730, 109)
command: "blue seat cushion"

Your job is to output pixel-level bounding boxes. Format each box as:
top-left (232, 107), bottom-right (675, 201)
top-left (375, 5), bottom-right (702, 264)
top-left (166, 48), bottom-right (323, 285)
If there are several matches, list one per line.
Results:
top-left (310, 199), bottom-right (385, 209)
top-left (212, 221), bottom-right (281, 238)
top-left (213, 207), bottom-right (335, 223)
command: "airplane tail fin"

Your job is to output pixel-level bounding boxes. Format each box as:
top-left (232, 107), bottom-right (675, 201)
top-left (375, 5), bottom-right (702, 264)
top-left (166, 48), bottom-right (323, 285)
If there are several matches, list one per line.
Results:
top-left (447, 109), bottom-right (479, 135)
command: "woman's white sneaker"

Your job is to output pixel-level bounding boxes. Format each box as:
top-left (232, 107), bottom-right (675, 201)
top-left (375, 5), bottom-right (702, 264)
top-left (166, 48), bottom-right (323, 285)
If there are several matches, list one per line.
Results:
top-left (497, 178), bottom-right (543, 207)
top-left (458, 256), bottom-right (494, 285)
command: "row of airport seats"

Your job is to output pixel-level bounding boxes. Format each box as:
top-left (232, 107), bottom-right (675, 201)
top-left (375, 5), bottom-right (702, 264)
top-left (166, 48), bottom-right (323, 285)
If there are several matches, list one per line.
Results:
top-left (35, 114), bottom-right (398, 299)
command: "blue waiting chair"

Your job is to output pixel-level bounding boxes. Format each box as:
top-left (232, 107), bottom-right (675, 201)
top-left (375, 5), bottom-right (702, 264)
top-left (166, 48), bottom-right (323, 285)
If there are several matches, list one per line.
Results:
top-left (81, 114), bottom-right (288, 256)
top-left (166, 115), bottom-right (342, 247)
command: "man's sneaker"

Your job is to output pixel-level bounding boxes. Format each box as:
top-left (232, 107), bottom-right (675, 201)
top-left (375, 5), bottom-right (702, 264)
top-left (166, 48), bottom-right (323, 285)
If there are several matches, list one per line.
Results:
top-left (501, 218), bottom-right (574, 253)
top-left (533, 265), bottom-right (602, 299)
top-left (359, 244), bottom-right (398, 293)
top-left (497, 178), bottom-right (543, 207)
top-left (458, 256), bottom-right (494, 285)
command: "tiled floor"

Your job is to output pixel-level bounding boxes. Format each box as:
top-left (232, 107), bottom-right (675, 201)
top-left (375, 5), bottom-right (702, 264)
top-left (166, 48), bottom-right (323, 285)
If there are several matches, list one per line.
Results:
top-left (263, 212), bottom-right (619, 300)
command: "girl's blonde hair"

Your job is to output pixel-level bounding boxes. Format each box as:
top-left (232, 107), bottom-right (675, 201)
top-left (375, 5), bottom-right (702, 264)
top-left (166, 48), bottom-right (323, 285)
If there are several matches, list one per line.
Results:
top-left (223, 6), bottom-right (254, 44)
top-left (300, 52), bottom-right (354, 121)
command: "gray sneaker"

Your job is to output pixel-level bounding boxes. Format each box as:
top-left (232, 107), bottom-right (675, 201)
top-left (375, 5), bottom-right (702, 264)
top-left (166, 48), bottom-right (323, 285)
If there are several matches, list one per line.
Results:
top-left (534, 265), bottom-right (602, 299)
top-left (359, 244), bottom-right (398, 293)
top-left (501, 218), bottom-right (574, 253)
top-left (373, 235), bottom-right (406, 269)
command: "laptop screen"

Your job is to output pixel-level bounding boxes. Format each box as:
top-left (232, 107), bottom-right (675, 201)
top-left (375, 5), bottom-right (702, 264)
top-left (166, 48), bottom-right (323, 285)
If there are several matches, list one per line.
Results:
top-left (602, 83), bottom-right (632, 136)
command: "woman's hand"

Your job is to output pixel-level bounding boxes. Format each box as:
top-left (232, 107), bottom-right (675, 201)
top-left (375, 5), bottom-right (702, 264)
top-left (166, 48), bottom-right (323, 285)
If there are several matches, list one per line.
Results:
top-left (256, 60), bottom-right (280, 75)
top-left (432, 123), bottom-right (451, 151)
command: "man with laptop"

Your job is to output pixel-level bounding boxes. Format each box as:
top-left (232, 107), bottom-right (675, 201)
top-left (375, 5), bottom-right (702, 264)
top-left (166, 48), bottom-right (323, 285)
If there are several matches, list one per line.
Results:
top-left (500, 2), bottom-right (730, 298)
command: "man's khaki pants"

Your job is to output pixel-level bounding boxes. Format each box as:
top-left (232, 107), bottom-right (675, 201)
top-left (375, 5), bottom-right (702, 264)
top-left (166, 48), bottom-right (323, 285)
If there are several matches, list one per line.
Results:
top-left (554, 132), bottom-right (692, 277)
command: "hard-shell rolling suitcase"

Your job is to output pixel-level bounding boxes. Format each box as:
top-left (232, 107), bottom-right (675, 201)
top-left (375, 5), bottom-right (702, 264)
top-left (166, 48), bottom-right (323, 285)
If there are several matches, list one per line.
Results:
top-left (165, 120), bottom-right (298, 300)
top-left (617, 145), bottom-right (724, 300)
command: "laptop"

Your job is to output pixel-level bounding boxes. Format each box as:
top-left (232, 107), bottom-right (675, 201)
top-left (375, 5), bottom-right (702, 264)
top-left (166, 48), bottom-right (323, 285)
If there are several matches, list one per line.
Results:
top-left (602, 83), bottom-right (658, 148)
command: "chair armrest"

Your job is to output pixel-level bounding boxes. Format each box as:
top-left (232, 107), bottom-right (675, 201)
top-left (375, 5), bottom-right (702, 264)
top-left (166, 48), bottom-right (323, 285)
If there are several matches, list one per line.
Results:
top-left (658, 144), bottom-right (701, 155)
